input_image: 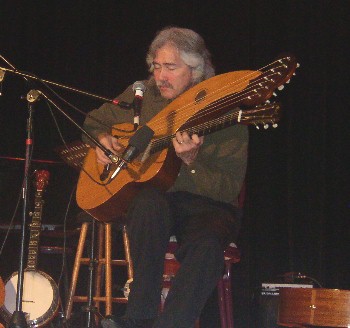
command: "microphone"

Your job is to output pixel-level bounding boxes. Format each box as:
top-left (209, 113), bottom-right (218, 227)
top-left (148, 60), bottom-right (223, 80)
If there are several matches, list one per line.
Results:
top-left (109, 125), bottom-right (154, 182)
top-left (132, 81), bottom-right (146, 129)
top-left (100, 82), bottom-right (145, 181)
top-left (111, 98), bottom-right (133, 109)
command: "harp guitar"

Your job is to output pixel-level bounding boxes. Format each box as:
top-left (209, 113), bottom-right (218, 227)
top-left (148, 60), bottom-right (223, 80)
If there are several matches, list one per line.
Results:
top-left (75, 54), bottom-right (297, 223)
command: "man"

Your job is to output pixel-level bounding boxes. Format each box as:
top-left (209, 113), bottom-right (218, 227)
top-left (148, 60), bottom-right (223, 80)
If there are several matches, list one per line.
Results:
top-left (83, 27), bottom-right (248, 328)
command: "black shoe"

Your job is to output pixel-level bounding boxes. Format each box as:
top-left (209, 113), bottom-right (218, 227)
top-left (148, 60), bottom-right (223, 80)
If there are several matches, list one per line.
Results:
top-left (101, 315), bottom-right (146, 328)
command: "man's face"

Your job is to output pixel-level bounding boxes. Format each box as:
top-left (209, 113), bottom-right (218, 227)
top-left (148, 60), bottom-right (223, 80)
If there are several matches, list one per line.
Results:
top-left (153, 43), bottom-right (193, 99)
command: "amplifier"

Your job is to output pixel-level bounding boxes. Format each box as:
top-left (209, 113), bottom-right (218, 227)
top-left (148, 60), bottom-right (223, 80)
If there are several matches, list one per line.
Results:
top-left (259, 283), bottom-right (313, 328)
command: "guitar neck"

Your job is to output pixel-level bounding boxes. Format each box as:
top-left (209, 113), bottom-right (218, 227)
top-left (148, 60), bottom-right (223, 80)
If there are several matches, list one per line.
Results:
top-left (56, 102), bottom-right (280, 169)
top-left (149, 102), bottom-right (280, 155)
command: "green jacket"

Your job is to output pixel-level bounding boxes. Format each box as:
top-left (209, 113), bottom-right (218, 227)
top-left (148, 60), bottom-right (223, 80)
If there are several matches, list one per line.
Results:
top-left (83, 78), bottom-right (248, 206)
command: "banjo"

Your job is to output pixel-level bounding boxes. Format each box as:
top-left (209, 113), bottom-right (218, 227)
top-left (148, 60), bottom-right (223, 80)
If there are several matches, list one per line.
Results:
top-left (0, 170), bottom-right (60, 327)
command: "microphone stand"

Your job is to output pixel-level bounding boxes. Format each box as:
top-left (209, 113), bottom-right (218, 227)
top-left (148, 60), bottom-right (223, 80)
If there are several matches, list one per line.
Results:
top-left (0, 65), bottom-right (114, 103)
top-left (1, 60), bottom-right (125, 328)
top-left (37, 89), bottom-right (120, 162)
top-left (37, 90), bottom-right (120, 328)
top-left (9, 90), bottom-right (41, 328)
top-left (12, 89), bottom-right (117, 328)
top-left (10, 88), bottom-right (120, 328)
top-left (0, 61), bottom-right (123, 162)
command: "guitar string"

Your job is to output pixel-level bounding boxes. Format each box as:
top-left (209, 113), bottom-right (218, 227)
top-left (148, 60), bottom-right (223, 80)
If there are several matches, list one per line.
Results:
top-left (145, 57), bottom-right (291, 131)
top-left (149, 63), bottom-right (289, 149)
top-left (147, 62), bottom-right (291, 149)
top-left (63, 64), bottom-right (282, 169)
top-left (79, 57), bottom-right (292, 187)
top-left (148, 102), bottom-right (277, 153)
top-left (68, 57), bottom-right (289, 158)
top-left (80, 60), bottom-right (287, 186)
top-left (152, 60), bottom-right (288, 132)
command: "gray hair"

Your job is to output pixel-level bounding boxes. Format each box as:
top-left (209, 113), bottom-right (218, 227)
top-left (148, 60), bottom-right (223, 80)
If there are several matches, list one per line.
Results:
top-left (146, 27), bottom-right (215, 84)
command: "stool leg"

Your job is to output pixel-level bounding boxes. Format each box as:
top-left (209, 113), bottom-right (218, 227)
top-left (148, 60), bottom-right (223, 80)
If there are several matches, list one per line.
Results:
top-left (86, 219), bottom-right (98, 328)
top-left (65, 222), bottom-right (89, 320)
top-left (122, 225), bottom-right (133, 280)
top-left (94, 223), bottom-right (105, 315)
top-left (218, 278), bottom-right (228, 328)
top-left (105, 223), bottom-right (113, 315)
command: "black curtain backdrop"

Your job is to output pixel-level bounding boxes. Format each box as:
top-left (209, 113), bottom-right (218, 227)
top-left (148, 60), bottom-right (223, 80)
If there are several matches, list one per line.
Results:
top-left (1, 1), bottom-right (349, 327)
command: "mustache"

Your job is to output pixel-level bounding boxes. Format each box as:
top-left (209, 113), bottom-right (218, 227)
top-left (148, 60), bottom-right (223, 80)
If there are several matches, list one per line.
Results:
top-left (157, 81), bottom-right (173, 89)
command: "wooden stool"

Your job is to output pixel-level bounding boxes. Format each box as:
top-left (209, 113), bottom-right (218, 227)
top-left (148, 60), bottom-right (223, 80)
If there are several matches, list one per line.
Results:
top-left (65, 221), bottom-right (133, 320)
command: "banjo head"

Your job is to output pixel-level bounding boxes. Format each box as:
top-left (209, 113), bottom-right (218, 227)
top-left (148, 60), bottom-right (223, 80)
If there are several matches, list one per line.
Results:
top-left (0, 270), bottom-right (59, 327)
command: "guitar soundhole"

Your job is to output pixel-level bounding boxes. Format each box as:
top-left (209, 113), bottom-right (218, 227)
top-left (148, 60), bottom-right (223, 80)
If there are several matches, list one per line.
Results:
top-left (195, 89), bottom-right (207, 103)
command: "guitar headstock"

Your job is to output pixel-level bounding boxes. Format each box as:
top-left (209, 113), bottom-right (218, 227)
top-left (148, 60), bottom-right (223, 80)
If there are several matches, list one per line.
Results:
top-left (242, 54), bottom-right (298, 106)
top-left (239, 102), bottom-right (282, 129)
top-left (35, 170), bottom-right (50, 191)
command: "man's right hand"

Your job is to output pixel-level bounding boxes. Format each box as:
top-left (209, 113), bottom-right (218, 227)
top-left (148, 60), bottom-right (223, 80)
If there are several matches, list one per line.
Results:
top-left (96, 133), bottom-right (124, 165)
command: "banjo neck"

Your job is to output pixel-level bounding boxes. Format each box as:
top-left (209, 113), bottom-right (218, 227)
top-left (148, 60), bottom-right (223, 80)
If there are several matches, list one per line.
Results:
top-left (27, 170), bottom-right (50, 270)
top-left (0, 169), bottom-right (60, 328)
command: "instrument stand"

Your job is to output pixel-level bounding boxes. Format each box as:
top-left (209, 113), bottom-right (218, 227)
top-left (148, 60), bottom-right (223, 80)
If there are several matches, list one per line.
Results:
top-left (9, 90), bottom-right (41, 328)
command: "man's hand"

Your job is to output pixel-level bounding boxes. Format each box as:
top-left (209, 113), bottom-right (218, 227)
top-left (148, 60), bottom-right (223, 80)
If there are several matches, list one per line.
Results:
top-left (172, 131), bottom-right (204, 165)
top-left (96, 133), bottom-right (124, 165)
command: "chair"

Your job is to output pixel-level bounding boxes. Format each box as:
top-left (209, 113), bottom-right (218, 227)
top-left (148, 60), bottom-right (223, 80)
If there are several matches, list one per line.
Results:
top-left (162, 239), bottom-right (241, 328)
top-left (162, 182), bottom-right (245, 328)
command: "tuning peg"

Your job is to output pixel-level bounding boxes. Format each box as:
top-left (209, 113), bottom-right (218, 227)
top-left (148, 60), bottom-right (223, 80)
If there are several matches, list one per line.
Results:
top-left (272, 123), bottom-right (278, 128)
top-left (255, 125), bottom-right (260, 130)
top-left (278, 85), bottom-right (284, 90)
top-left (297, 63), bottom-right (300, 68)
top-left (286, 79), bottom-right (290, 84)
top-left (265, 100), bottom-right (270, 104)
top-left (264, 124), bottom-right (269, 129)
top-left (273, 92), bottom-right (277, 97)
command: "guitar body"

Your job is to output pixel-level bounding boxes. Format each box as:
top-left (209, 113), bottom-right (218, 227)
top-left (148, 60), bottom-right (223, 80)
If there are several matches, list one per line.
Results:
top-left (77, 70), bottom-right (262, 222)
top-left (76, 55), bottom-right (297, 222)
top-left (0, 270), bottom-right (59, 327)
top-left (77, 123), bottom-right (182, 222)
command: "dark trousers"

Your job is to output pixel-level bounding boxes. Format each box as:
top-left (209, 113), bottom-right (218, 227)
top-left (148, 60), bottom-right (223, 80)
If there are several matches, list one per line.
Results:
top-left (125, 187), bottom-right (239, 328)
